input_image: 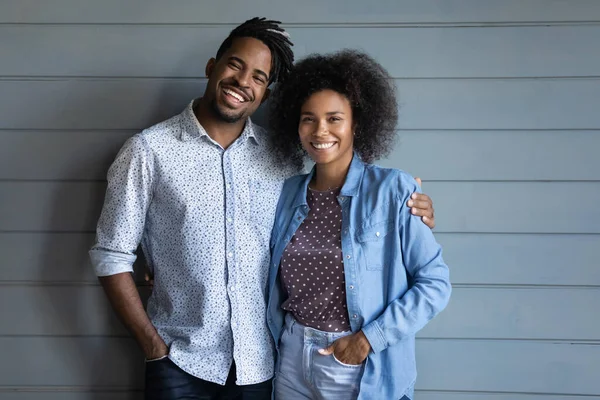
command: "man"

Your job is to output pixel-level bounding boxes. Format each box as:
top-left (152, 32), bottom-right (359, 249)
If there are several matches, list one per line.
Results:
top-left (90, 18), bottom-right (435, 400)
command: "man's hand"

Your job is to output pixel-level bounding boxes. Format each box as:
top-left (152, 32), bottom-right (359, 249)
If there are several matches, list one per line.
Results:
top-left (318, 331), bottom-right (371, 365)
top-left (144, 271), bottom-right (154, 287)
top-left (145, 336), bottom-right (169, 360)
top-left (407, 177), bottom-right (435, 229)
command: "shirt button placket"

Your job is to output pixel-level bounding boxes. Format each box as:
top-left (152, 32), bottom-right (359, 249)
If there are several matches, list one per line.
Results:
top-left (223, 152), bottom-right (238, 338)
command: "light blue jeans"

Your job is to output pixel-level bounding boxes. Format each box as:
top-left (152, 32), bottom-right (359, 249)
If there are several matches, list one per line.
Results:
top-left (274, 313), bottom-right (365, 400)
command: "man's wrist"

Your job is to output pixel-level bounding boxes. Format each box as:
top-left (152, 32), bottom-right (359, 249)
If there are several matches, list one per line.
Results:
top-left (143, 335), bottom-right (168, 359)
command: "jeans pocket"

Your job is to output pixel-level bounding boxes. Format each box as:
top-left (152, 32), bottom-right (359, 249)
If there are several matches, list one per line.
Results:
top-left (331, 353), bottom-right (363, 368)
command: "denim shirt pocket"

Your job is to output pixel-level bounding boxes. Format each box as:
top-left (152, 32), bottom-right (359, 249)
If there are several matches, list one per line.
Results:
top-left (357, 219), bottom-right (395, 271)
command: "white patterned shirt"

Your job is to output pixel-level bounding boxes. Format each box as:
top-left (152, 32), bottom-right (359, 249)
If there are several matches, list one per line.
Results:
top-left (89, 99), bottom-right (298, 385)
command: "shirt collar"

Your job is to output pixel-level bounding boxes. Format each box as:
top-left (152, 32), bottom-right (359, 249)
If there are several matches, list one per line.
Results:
top-left (178, 98), bottom-right (261, 145)
top-left (292, 152), bottom-right (365, 209)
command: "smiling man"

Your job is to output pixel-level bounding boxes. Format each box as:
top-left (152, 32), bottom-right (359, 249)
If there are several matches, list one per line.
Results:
top-left (89, 18), bottom-right (435, 400)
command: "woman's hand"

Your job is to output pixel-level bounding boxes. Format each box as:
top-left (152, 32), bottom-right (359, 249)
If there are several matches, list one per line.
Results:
top-left (318, 331), bottom-right (371, 365)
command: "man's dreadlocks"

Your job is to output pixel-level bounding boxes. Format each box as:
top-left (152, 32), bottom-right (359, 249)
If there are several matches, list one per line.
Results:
top-left (216, 17), bottom-right (294, 84)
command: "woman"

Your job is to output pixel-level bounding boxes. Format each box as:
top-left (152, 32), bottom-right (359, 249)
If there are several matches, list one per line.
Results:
top-left (265, 50), bottom-right (452, 400)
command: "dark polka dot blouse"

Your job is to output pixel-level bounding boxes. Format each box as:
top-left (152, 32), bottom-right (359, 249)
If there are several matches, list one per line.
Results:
top-left (280, 187), bottom-right (350, 332)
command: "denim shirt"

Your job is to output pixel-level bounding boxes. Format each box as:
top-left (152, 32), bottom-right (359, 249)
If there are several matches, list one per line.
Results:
top-left (267, 154), bottom-right (452, 399)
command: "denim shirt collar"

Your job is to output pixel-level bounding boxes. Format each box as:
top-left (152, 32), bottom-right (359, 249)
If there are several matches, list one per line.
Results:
top-left (291, 153), bottom-right (366, 209)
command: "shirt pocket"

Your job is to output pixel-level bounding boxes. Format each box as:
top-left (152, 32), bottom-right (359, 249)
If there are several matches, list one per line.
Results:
top-left (356, 219), bottom-right (395, 271)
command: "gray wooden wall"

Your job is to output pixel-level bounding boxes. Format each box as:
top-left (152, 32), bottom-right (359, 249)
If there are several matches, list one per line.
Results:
top-left (1, 1), bottom-right (599, 399)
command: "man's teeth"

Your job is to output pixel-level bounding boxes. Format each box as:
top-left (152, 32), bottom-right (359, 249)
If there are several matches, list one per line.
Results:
top-left (224, 88), bottom-right (245, 102)
top-left (313, 142), bottom-right (335, 149)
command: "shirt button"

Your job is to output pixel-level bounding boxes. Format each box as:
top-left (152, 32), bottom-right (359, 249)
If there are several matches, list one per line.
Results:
top-left (349, 285), bottom-right (354, 290)
top-left (228, 252), bottom-right (233, 258)
top-left (376, 232), bottom-right (380, 237)
top-left (353, 314), bottom-right (358, 319)
top-left (227, 217), bottom-right (232, 223)
top-left (230, 285), bottom-right (236, 292)
top-left (297, 216), bottom-right (302, 221)
top-left (346, 255), bottom-right (351, 259)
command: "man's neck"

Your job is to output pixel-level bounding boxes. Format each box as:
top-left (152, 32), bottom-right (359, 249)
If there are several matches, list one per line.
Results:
top-left (194, 98), bottom-right (248, 149)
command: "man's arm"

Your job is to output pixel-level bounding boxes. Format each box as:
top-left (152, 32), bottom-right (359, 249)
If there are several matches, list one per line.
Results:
top-left (90, 134), bottom-right (167, 359)
top-left (99, 272), bottom-right (167, 359)
top-left (408, 177), bottom-right (435, 229)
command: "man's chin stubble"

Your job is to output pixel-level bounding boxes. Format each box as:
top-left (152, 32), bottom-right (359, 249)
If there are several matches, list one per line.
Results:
top-left (210, 100), bottom-right (245, 124)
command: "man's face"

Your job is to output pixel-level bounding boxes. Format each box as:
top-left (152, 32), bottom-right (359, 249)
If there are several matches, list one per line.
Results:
top-left (204, 37), bottom-right (272, 123)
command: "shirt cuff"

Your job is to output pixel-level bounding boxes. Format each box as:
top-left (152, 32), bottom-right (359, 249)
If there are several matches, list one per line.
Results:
top-left (89, 248), bottom-right (136, 277)
top-left (362, 320), bottom-right (387, 354)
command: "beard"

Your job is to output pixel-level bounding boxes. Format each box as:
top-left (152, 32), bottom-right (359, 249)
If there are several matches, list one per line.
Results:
top-left (210, 98), bottom-right (245, 124)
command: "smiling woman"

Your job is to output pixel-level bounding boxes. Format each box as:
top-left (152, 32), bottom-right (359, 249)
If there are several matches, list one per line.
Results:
top-left (268, 50), bottom-right (398, 171)
top-left (266, 50), bottom-right (451, 400)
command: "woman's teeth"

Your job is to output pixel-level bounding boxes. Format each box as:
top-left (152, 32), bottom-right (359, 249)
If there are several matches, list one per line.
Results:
top-left (312, 142), bottom-right (335, 149)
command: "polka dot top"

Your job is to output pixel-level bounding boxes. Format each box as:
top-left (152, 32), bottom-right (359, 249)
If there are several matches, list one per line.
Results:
top-left (280, 187), bottom-right (351, 332)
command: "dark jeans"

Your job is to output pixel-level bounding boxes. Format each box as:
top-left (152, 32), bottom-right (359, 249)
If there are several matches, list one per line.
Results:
top-left (145, 358), bottom-right (272, 400)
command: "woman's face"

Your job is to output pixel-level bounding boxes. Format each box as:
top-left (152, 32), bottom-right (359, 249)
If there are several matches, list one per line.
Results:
top-left (298, 89), bottom-right (354, 167)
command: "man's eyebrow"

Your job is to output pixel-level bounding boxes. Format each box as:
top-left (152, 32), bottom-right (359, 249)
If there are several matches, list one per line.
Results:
top-left (229, 56), bottom-right (270, 81)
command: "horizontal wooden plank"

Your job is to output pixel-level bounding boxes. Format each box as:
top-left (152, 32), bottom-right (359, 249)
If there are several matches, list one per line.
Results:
top-left (437, 233), bottom-right (600, 286)
top-left (428, 181), bottom-right (600, 233)
top-left (2, 181), bottom-right (599, 233)
top-left (3, 25), bottom-right (600, 78)
top-left (0, 391), bottom-right (142, 400)
top-left (0, 130), bottom-right (133, 180)
top-left (0, 79), bottom-right (202, 131)
top-left (0, 286), bottom-right (151, 336)
top-left (0, 182), bottom-right (107, 232)
top-left (415, 392), bottom-right (600, 400)
top-left (2, 0), bottom-right (600, 23)
top-left (0, 233), bottom-right (149, 283)
top-left (2, 233), bottom-right (597, 286)
top-left (2, 337), bottom-right (599, 394)
top-left (0, 337), bottom-right (144, 388)
top-left (1, 79), bottom-right (600, 130)
top-left (4, 130), bottom-right (600, 181)
top-left (421, 287), bottom-right (600, 340)
top-left (381, 130), bottom-right (600, 181)
top-left (2, 286), bottom-right (598, 340)
top-left (416, 339), bottom-right (600, 395)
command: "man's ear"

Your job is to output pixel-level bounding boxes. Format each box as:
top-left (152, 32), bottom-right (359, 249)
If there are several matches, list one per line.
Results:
top-left (260, 88), bottom-right (271, 104)
top-left (205, 58), bottom-right (216, 78)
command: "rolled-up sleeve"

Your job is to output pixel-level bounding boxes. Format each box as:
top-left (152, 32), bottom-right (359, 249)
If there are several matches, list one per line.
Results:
top-left (89, 134), bottom-right (154, 277)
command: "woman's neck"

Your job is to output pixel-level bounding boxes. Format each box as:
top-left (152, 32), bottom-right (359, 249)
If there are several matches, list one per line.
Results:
top-left (311, 155), bottom-right (353, 191)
